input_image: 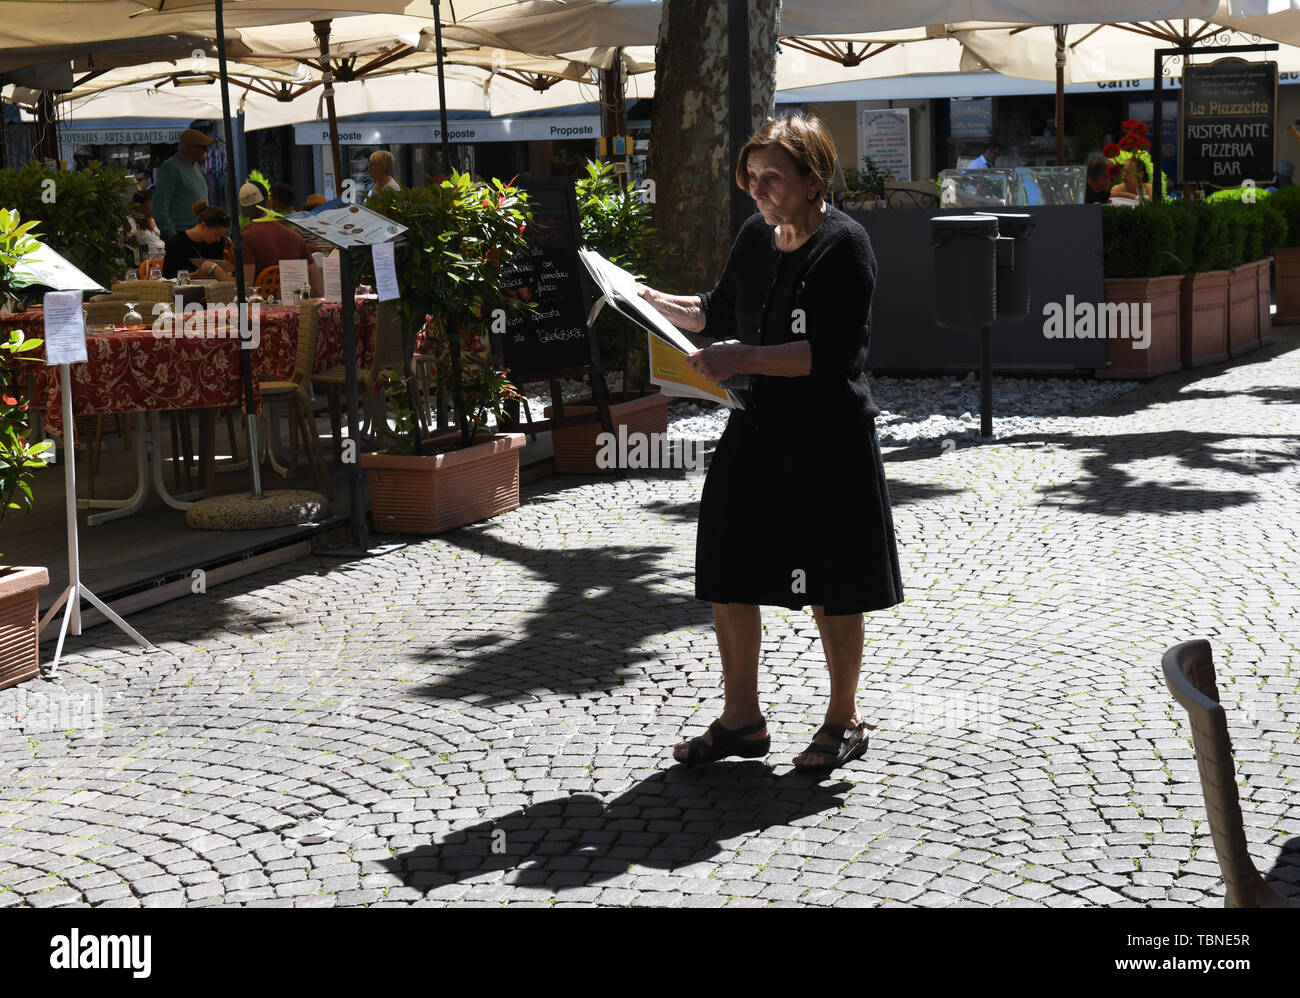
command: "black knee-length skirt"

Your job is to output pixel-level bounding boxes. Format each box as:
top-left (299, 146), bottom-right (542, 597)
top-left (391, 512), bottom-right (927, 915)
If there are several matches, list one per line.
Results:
top-left (695, 401), bottom-right (904, 615)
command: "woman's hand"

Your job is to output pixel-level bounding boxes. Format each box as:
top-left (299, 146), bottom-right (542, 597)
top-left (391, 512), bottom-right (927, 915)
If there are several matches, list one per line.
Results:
top-left (636, 285), bottom-right (706, 333)
top-left (688, 342), bottom-right (749, 382)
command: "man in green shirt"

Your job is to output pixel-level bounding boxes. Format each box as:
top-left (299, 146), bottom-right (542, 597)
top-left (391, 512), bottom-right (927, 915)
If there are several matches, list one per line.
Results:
top-left (154, 129), bottom-right (213, 240)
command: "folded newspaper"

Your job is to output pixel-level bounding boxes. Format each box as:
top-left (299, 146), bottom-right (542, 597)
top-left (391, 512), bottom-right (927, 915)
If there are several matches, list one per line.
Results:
top-left (578, 249), bottom-right (742, 409)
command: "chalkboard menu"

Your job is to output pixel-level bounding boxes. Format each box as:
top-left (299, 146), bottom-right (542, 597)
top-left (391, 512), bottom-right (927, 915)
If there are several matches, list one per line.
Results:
top-left (495, 178), bottom-right (593, 379)
top-left (1181, 58), bottom-right (1277, 186)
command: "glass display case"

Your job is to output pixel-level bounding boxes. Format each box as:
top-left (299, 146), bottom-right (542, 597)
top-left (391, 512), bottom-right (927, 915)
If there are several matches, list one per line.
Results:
top-left (1012, 166), bottom-right (1085, 205)
top-left (939, 169), bottom-right (1013, 208)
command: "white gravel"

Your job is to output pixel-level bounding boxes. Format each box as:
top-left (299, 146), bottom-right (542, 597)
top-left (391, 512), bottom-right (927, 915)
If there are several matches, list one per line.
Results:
top-left (494, 370), bottom-right (1144, 449)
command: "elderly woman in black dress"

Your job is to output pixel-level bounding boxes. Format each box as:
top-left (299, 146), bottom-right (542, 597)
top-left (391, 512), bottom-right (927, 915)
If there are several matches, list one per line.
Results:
top-left (637, 112), bottom-right (904, 771)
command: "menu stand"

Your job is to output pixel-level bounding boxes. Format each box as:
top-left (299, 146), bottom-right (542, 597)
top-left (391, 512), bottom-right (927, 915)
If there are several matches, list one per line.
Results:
top-left (40, 364), bottom-right (155, 675)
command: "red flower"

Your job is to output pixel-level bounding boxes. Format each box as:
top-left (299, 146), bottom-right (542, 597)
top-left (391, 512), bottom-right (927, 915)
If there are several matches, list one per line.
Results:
top-left (1103, 143), bottom-right (1121, 158)
top-left (2, 394), bottom-right (17, 406)
top-left (1130, 135), bottom-right (1151, 151)
top-left (1121, 119), bottom-right (1148, 136)
top-left (1107, 162), bottom-right (1122, 178)
top-left (517, 223), bottom-right (526, 234)
top-left (1118, 133), bottom-right (1141, 151)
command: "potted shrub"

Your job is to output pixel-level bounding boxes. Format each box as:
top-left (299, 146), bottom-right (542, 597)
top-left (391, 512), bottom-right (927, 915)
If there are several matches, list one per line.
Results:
top-left (357, 172), bottom-right (531, 533)
top-left (363, 325), bottom-right (525, 534)
top-left (1099, 202), bottom-right (1183, 379)
top-left (545, 160), bottom-right (671, 474)
top-left (1268, 186), bottom-right (1300, 324)
top-left (1208, 201), bottom-right (1261, 358)
top-left (0, 208), bottom-right (52, 689)
top-left (1170, 200), bottom-right (1228, 369)
top-left (841, 155), bottom-right (890, 210)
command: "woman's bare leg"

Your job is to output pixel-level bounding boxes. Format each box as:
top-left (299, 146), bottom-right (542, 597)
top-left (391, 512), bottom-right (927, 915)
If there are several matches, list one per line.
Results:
top-left (793, 607), bottom-right (870, 766)
top-left (674, 602), bottom-right (766, 760)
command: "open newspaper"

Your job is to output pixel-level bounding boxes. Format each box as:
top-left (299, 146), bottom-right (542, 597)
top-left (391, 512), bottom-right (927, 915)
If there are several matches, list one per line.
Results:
top-left (578, 249), bottom-right (741, 408)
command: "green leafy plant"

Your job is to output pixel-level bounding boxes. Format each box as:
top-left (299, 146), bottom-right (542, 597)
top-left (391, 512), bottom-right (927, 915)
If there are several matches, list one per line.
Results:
top-left (1258, 186), bottom-right (1300, 248)
top-left (842, 155), bottom-right (890, 201)
top-left (574, 159), bottom-right (668, 392)
top-left (358, 171), bottom-right (533, 448)
top-left (1101, 202), bottom-right (1178, 278)
top-left (0, 162), bottom-right (133, 288)
top-left (0, 209), bottom-right (53, 548)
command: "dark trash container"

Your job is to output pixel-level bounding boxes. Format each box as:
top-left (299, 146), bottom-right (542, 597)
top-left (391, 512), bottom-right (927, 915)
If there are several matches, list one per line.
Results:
top-left (976, 210), bottom-right (1036, 322)
top-left (930, 214), bottom-right (998, 328)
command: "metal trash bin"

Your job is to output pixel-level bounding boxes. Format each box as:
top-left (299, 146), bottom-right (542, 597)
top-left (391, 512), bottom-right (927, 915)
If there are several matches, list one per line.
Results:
top-left (976, 210), bottom-right (1036, 321)
top-left (930, 214), bottom-right (998, 328)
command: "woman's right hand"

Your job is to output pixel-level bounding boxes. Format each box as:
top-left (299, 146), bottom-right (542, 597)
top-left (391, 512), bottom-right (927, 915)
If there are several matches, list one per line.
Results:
top-left (636, 285), bottom-right (705, 333)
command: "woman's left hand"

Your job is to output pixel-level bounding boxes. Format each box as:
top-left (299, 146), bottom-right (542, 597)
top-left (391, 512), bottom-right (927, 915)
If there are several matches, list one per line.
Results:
top-left (688, 342), bottom-right (748, 382)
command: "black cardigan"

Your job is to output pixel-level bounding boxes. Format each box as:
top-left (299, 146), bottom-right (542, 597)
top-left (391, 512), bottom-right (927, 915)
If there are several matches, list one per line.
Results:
top-left (697, 205), bottom-right (881, 419)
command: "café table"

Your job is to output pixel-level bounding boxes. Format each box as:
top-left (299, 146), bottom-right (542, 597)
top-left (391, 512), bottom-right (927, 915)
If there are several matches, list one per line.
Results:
top-left (6, 320), bottom-right (253, 523)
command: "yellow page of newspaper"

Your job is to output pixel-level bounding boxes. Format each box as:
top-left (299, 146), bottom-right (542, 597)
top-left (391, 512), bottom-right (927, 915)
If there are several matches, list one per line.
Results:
top-left (648, 333), bottom-right (730, 404)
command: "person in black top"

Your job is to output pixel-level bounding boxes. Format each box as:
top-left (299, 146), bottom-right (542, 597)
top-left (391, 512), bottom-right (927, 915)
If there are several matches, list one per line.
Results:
top-left (161, 199), bottom-right (235, 280)
top-left (638, 111), bottom-right (904, 771)
top-left (1084, 157), bottom-right (1111, 204)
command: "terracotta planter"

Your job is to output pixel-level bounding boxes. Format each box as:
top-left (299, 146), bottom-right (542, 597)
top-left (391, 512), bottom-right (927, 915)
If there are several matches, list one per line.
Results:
top-left (0, 566), bottom-right (50, 690)
top-left (1227, 264), bottom-right (1261, 357)
top-left (361, 432), bottom-right (524, 534)
top-left (1275, 246), bottom-right (1300, 324)
top-left (1253, 257), bottom-right (1273, 346)
top-left (1098, 275), bottom-right (1183, 379)
top-left (545, 392), bottom-right (671, 474)
top-left (1179, 270), bottom-right (1229, 369)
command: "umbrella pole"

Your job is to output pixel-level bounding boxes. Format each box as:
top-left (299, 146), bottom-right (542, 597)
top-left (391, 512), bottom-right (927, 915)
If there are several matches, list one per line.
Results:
top-left (313, 19), bottom-right (344, 198)
top-left (431, 0), bottom-right (468, 443)
top-left (216, 0), bottom-right (262, 499)
top-left (1055, 25), bottom-right (1066, 167)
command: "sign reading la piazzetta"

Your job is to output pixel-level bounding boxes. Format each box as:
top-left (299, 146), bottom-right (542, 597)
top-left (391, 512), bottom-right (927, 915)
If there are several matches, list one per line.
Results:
top-left (1181, 58), bottom-right (1276, 185)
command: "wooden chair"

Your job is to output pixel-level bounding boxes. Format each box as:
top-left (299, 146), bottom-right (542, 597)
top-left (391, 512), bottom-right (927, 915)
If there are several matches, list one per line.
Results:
top-left (257, 297), bottom-right (331, 497)
top-left (1161, 639), bottom-right (1300, 908)
top-left (138, 257), bottom-right (164, 279)
top-left (254, 265), bottom-right (280, 300)
top-left (314, 300), bottom-right (405, 461)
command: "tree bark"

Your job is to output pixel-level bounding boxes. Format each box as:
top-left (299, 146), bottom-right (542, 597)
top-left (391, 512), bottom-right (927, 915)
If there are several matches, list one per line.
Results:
top-left (648, 0), bottom-right (780, 295)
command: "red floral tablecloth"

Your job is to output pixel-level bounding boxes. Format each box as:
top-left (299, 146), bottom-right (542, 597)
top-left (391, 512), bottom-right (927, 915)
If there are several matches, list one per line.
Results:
top-left (4, 298), bottom-right (378, 435)
top-left (253, 299), bottom-right (377, 382)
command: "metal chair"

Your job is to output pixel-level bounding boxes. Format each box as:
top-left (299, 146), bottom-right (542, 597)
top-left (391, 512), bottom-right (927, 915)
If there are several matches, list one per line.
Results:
top-left (257, 297), bottom-right (331, 497)
top-left (138, 257), bottom-right (164, 279)
top-left (1161, 639), bottom-right (1300, 908)
top-left (314, 300), bottom-right (405, 460)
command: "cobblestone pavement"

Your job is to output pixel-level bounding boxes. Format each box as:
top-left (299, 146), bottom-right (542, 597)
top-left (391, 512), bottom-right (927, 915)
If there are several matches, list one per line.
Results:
top-left (3, 334), bottom-right (1300, 909)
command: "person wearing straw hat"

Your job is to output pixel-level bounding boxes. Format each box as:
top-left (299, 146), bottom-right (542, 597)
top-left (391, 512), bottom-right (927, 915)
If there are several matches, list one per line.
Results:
top-left (154, 129), bottom-right (214, 241)
top-left (636, 111), bottom-right (904, 772)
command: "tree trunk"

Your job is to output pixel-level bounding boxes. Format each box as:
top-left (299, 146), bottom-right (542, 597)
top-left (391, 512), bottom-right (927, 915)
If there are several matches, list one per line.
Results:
top-left (649, 0), bottom-right (780, 296)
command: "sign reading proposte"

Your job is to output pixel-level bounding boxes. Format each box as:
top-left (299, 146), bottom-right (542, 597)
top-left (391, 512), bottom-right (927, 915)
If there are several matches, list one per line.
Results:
top-left (1181, 58), bottom-right (1277, 185)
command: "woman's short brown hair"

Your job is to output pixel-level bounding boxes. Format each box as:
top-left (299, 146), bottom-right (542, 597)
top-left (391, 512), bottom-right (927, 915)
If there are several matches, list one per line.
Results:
top-left (191, 200), bottom-right (230, 228)
top-left (735, 111), bottom-right (838, 200)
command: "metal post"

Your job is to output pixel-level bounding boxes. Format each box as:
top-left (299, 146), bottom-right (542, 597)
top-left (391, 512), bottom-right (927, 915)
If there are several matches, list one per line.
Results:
top-left (338, 252), bottom-right (369, 551)
top-left (1153, 49), bottom-right (1163, 202)
top-left (980, 325), bottom-right (993, 438)
top-left (432, 0), bottom-right (453, 174)
top-left (216, 0), bottom-right (262, 499)
top-left (1055, 25), bottom-right (1066, 167)
top-left (728, 0), bottom-right (752, 240)
top-left (313, 20), bottom-right (344, 198)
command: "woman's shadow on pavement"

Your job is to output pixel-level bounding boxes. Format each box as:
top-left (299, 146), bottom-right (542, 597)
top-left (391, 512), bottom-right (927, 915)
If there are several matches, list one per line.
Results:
top-left (381, 764), bottom-right (852, 892)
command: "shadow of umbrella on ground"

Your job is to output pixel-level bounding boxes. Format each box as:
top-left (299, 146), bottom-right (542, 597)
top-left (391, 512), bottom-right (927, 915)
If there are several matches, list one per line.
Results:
top-left (1264, 835), bottom-right (1300, 898)
top-left (381, 764), bottom-right (852, 892)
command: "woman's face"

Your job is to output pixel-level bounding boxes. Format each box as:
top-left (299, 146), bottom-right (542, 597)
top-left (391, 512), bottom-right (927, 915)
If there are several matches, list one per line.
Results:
top-left (1123, 161), bottom-right (1142, 188)
top-left (368, 157), bottom-right (386, 182)
top-left (745, 146), bottom-right (818, 225)
top-left (199, 224), bottom-right (229, 244)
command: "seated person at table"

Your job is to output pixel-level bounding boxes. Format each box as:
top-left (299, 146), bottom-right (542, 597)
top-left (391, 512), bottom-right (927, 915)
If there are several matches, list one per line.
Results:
top-left (268, 182), bottom-right (296, 215)
top-left (128, 189), bottom-right (167, 265)
top-left (237, 182), bottom-right (323, 297)
top-left (1084, 156), bottom-right (1111, 204)
top-left (162, 200), bottom-right (235, 281)
top-left (1110, 158), bottom-right (1153, 202)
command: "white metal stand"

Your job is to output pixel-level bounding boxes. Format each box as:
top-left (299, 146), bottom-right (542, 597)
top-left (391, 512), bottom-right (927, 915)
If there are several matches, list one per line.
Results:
top-left (39, 364), bottom-right (155, 674)
top-left (78, 411), bottom-right (203, 525)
